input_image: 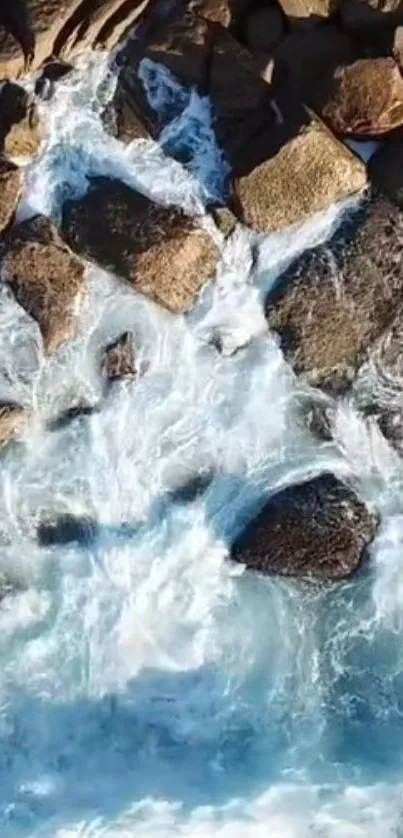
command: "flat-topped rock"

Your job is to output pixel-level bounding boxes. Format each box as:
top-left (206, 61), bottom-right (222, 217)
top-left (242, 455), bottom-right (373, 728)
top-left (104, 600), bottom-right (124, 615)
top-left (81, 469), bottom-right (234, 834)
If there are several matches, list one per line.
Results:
top-left (235, 117), bottom-right (366, 233)
top-left (266, 195), bottom-right (403, 393)
top-left (321, 58), bottom-right (403, 138)
top-left (61, 177), bottom-right (220, 314)
top-left (3, 215), bottom-right (86, 353)
top-left (231, 473), bottom-right (377, 581)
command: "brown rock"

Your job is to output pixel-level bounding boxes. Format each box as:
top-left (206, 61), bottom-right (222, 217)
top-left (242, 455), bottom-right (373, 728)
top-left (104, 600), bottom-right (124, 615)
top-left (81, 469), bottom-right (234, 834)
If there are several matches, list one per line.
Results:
top-left (102, 84), bottom-right (150, 143)
top-left (0, 402), bottom-right (27, 447)
top-left (3, 215), bottom-right (86, 353)
top-left (322, 58), bottom-right (403, 138)
top-left (0, 81), bottom-right (42, 160)
top-left (244, 4), bottom-right (285, 53)
top-left (277, 0), bottom-right (338, 25)
top-left (230, 473), bottom-right (377, 581)
top-left (0, 0), bottom-right (151, 80)
top-left (236, 117), bottom-right (367, 234)
top-left (0, 156), bottom-right (23, 234)
top-left (190, 0), bottom-right (234, 26)
top-left (340, 0), bottom-right (403, 31)
top-left (61, 178), bottom-right (220, 314)
top-left (265, 196), bottom-right (403, 393)
top-left (368, 138), bottom-right (403, 207)
top-left (103, 331), bottom-right (136, 382)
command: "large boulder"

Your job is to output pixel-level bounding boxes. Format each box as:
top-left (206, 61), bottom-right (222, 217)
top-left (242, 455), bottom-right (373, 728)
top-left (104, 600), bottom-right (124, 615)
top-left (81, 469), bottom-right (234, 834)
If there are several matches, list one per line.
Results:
top-left (61, 177), bottom-right (220, 314)
top-left (0, 81), bottom-right (42, 161)
top-left (235, 117), bottom-right (366, 233)
top-left (230, 473), bottom-right (377, 581)
top-left (265, 196), bottom-right (403, 393)
top-left (242, 3), bottom-right (286, 56)
top-left (3, 215), bottom-right (86, 353)
top-left (321, 58), bottom-right (403, 138)
top-left (277, 0), bottom-right (338, 25)
top-left (0, 156), bottom-right (23, 233)
top-left (340, 0), bottom-right (403, 31)
top-left (0, 0), bottom-right (151, 79)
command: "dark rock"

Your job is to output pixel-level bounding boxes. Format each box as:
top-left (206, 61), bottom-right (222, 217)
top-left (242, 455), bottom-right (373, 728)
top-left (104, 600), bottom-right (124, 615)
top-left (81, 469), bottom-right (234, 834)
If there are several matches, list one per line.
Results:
top-left (266, 195), bottom-right (403, 393)
top-left (243, 4), bottom-right (286, 57)
top-left (377, 407), bottom-right (403, 455)
top-left (102, 331), bottom-right (136, 382)
top-left (321, 58), bottom-right (403, 138)
top-left (340, 0), bottom-right (403, 32)
top-left (61, 177), bottom-right (220, 314)
top-left (369, 138), bottom-right (403, 207)
top-left (235, 116), bottom-right (366, 233)
top-left (3, 215), bottom-right (86, 353)
top-left (230, 473), bottom-right (378, 580)
top-left (0, 156), bottom-right (23, 233)
top-left (0, 80), bottom-right (42, 160)
top-left (47, 403), bottom-right (98, 432)
top-left (168, 471), bottom-right (214, 502)
top-left (37, 513), bottom-right (97, 547)
top-left (34, 58), bottom-right (73, 99)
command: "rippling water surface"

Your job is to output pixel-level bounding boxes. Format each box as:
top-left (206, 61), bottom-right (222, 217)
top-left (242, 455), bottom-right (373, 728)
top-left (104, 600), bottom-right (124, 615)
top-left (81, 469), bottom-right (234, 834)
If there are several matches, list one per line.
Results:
top-left (1, 53), bottom-right (403, 838)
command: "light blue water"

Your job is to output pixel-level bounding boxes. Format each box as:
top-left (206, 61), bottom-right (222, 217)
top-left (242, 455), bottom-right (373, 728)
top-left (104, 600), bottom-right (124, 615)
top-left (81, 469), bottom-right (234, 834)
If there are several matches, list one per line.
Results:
top-left (0, 53), bottom-right (402, 838)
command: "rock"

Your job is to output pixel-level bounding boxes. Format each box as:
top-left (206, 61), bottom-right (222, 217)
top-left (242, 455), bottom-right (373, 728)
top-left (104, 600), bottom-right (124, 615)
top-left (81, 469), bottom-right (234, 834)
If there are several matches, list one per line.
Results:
top-left (34, 58), bottom-right (73, 100)
top-left (0, 0), bottom-right (151, 80)
top-left (272, 24), bottom-right (357, 111)
top-left (368, 138), bottom-right (403, 207)
top-left (0, 402), bottom-right (27, 447)
top-left (321, 58), bottom-right (403, 138)
top-left (61, 177), bottom-right (220, 314)
top-left (37, 513), bottom-right (97, 547)
top-left (265, 196), bottom-right (403, 393)
top-left (377, 408), bottom-right (403, 455)
top-left (3, 215), bottom-right (86, 353)
top-left (190, 0), bottom-right (234, 26)
top-left (277, 0), bottom-right (338, 25)
top-left (235, 117), bottom-right (367, 233)
top-left (340, 0), bottom-right (403, 31)
top-left (112, 12), bottom-right (276, 176)
top-left (0, 156), bottom-right (23, 233)
top-left (0, 81), bottom-right (42, 160)
top-left (167, 471), bottom-right (214, 502)
top-left (102, 331), bottom-right (136, 382)
top-left (244, 4), bottom-right (286, 54)
top-left (230, 473), bottom-right (377, 580)
top-left (102, 84), bottom-right (150, 143)
top-left (47, 403), bottom-right (99, 432)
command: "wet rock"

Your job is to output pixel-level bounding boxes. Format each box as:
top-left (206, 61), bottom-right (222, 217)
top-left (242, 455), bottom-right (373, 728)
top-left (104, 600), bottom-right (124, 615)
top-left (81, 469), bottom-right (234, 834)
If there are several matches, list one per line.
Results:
top-left (265, 196), bottom-right (403, 393)
top-left (190, 0), bottom-right (235, 26)
top-left (321, 58), bottom-right (403, 138)
top-left (0, 156), bottom-right (23, 234)
top-left (47, 403), bottom-right (99, 432)
top-left (167, 471), bottom-right (214, 502)
top-left (112, 12), bottom-right (276, 176)
top-left (278, 0), bottom-right (338, 25)
top-left (34, 58), bottom-right (73, 100)
top-left (340, 0), bottom-right (403, 32)
top-left (37, 513), bottom-right (97, 547)
top-left (61, 177), bottom-right (220, 314)
top-left (0, 0), bottom-right (151, 80)
top-left (231, 473), bottom-right (377, 581)
top-left (102, 84), bottom-right (150, 143)
top-left (368, 138), bottom-right (403, 207)
top-left (235, 117), bottom-right (366, 233)
top-left (3, 215), bottom-right (86, 353)
top-left (0, 402), bottom-right (27, 447)
top-left (0, 81), bottom-right (42, 160)
top-left (377, 408), bottom-right (403, 455)
top-left (243, 4), bottom-right (285, 54)
top-left (212, 205), bottom-right (238, 237)
top-left (102, 331), bottom-right (136, 383)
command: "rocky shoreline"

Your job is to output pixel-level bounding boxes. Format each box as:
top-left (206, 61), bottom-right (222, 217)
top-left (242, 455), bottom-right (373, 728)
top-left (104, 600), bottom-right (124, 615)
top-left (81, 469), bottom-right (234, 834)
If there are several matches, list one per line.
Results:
top-left (2, 0), bottom-right (403, 584)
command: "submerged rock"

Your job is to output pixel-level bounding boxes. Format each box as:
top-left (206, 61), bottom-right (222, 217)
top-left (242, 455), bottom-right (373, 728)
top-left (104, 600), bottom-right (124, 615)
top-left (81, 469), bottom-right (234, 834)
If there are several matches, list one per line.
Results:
top-left (0, 80), bottom-right (42, 160)
top-left (47, 403), bottom-right (99, 432)
top-left (0, 156), bottom-right (23, 234)
top-left (0, 402), bottom-right (27, 447)
top-left (102, 331), bottom-right (136, 383)
top-left (266, 195), bottom-right (403, 393)
top-left (37, 514), bottom-right (97, 547)
top-left (321, 58), bottom-right (403, 138)
top-left (235, 117), bottom-right (366, 233)
top-left (62, 177), bottom-right (220, 314)
top-left (3, 215), bottom-right (86, 353)
top-left (231, 473), bottom-right (377, 580)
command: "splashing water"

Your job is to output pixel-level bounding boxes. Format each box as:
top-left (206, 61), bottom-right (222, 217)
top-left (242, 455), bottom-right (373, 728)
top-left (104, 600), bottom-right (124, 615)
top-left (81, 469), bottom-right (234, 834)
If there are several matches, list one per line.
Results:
top-left (0, 52), bottom-right (403, 838)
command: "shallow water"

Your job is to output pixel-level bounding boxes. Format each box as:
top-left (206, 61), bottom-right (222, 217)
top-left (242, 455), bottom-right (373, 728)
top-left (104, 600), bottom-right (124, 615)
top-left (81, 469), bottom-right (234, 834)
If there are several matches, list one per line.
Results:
top-left (0, 53), bottom-right (403, 838)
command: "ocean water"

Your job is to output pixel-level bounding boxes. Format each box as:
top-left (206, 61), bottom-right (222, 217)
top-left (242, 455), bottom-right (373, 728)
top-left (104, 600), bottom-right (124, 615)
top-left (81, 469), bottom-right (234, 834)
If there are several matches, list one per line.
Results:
top-left (0, 52), bottom-right (402, 838)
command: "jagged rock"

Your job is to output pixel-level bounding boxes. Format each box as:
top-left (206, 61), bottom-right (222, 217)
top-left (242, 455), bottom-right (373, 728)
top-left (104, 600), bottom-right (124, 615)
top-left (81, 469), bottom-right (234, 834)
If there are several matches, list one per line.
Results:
top-left (34, 58), bottom-right (73, 99)
top-left (112, 12), bottom-right (276, 176)
top-left (235, 117), bottom-right (366, 233)
top-left (230, 473), bottom-right (377, 580)
top-left (190, 0), bottom-right (234, 26)
top-left (0, 156), bottom-right (23, 233)
top-left (37, 513), bottom-right (97, 547)
top-left (244, 4), bottom-right (285, 54)
top-left (369, 138), bottom-right (403, 207)
top-left (265, 196), bottom-right (403, 393)
top-left (0, 402), bottom-right (27, 447)
top-left (61, 177), bottom-right (220, 314)
top-left (0, 0), bottom-right (151, 80)
top-left (340, 0), bottom-right (403, 31)
top-left (278, 0), bottom-right (338, 25)
top-left (0, 81), bottom-right (42, 160)
top-left (322, 58), bottom-right (403, 138)
top-left (3, 215), bottom-right (86, 353)
top-left (102, 331), bottom-right (136, 382)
